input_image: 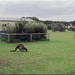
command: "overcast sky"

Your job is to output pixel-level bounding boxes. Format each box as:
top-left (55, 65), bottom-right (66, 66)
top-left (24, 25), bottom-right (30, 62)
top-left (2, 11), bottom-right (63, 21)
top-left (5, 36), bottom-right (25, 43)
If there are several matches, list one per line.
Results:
top-left (0, 0), bottom-right (75, 21)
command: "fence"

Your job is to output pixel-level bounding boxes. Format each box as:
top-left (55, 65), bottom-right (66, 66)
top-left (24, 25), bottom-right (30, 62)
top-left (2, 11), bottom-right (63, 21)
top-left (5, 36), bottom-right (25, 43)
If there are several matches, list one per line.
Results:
top-left (1, 33), bottom-right (50, 43)
top-left (0, 31), bottom-right (4, 38)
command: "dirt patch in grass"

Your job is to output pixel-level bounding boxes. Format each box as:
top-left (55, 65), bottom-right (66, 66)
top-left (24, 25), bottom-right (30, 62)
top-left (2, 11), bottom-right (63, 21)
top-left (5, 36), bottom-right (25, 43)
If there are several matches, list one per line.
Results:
top-left (0, 58), bottom-right (12, 67)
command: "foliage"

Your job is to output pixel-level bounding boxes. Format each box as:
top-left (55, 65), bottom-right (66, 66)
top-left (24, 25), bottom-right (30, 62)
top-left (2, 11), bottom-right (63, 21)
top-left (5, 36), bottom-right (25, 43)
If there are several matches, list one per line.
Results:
top-left (2, 21), bottom-right (47, 42)
top-left (26, 17), bottom-right (39, 22)
top-left (15, 21), bottom-right (26, 33)
top-left (2, 23), bottom-right (16, 33)
top-left (23, 21), bottom-right (47, 40)
top-left (24, 21), bottom-right (47, 33)
top-left (52, 23), bottom-right (65, 32)
top-left (69, 26), bottom-right (75, 32)
top-left (1, 37), bottom-right (21, 43)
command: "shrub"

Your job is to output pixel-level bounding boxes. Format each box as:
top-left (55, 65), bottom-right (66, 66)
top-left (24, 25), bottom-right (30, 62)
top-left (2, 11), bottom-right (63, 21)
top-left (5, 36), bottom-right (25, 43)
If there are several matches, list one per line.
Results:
top-left (2, 21), bottom-right (47, 42)
top-left (2, 37), bottom-right (21, 43)
top-left (52, 23), bottom-right (65, 32)
top-left (69, 26), bottom-right (75, 32)
top-left (18, 21), bottom-right (47, 41)
top-left (24, 21), bottom-right (47, 33)
top-left (15, 21), bottom-right (26, 33)
top-left (24, 21), bottom-right (47, 40)
top-left (2, 23), bottom-right (16, 33)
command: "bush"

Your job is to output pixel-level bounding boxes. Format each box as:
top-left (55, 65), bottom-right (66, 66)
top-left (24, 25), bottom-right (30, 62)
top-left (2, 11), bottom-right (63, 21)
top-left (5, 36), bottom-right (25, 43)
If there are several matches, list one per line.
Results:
top-left (2, 21), bottom-right (47, 42)
top-left (1, 36), bottom-right (21, 43)
top-left (24, 21), bottom-right (47, 33)
top-left (69, 26), bottom-right (75, 32)
top-left (2, 23), bottom-right (16, 33)
top-left (52, 23), bottom-right (65, 32)
top-left (15, 21), bottom-right (26, 33)
top-left (24, 21), bottom-right (47, 40)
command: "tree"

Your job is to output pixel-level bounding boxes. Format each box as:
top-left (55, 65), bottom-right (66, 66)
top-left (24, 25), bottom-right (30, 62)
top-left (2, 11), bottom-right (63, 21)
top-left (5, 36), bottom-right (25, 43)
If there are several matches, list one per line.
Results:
top-left (26, 17), bottom-right (39, 22)
top-left (52, 23), bottom-right (65, 32)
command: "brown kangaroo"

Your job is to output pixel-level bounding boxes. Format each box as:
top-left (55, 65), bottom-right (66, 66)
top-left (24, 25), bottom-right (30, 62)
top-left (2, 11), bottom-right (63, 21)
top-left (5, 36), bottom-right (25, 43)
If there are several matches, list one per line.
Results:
top-left (15, 44), bottom-right (27, 52)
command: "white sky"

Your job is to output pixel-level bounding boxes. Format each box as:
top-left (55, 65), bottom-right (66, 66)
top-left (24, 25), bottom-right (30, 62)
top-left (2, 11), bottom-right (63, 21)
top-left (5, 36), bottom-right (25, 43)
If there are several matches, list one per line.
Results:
top-left (0, 0), bottom-right (75, 21)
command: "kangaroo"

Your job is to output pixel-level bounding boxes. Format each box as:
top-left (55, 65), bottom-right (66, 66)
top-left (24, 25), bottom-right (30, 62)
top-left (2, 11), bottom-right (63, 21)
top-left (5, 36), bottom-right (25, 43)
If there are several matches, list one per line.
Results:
top-left (15, 44), bottom-right (27, 52)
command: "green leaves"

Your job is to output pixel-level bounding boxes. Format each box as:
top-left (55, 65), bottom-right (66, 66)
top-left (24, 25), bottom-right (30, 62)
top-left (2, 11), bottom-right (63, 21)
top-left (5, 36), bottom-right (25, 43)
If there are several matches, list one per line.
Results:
top-left (2, 21), bottom-right (47, 41)
top-left (52, 23), bottom-right (65, 32)
top-left (25, 21), bottom-right (47, 33)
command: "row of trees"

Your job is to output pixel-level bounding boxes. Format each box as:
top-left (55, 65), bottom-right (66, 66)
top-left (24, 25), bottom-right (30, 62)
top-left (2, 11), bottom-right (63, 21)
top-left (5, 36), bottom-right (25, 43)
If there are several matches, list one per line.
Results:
top-left (28, 16), bottom-right (75, 32)
top-left (51, 23), bottom-right (65, 32)
top-left (3, 16), bottom-right (75, 33)
top-left (42, 20), bottom-right (75, 32)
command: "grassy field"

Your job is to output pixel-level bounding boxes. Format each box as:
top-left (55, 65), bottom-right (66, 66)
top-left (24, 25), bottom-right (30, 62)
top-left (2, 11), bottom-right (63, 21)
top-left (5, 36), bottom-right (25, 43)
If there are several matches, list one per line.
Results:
top-left (0, 30), bottom-right (75, 74)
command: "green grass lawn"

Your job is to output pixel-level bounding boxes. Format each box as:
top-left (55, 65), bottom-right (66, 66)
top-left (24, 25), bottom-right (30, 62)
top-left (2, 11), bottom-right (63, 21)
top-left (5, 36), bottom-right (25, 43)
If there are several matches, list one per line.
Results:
top-left (0, 30), bottom-right (75, 74)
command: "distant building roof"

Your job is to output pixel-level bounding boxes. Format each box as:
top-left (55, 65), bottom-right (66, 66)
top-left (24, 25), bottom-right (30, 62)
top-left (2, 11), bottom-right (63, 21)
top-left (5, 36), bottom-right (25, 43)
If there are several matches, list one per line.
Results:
top-left (0, 17), bottom-right (33, 22)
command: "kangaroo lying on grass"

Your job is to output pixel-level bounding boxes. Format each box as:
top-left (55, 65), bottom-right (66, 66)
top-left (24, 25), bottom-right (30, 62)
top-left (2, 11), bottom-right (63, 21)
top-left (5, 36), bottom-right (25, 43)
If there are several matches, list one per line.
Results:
top-left (10, 44), bottom-right (27, 52)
